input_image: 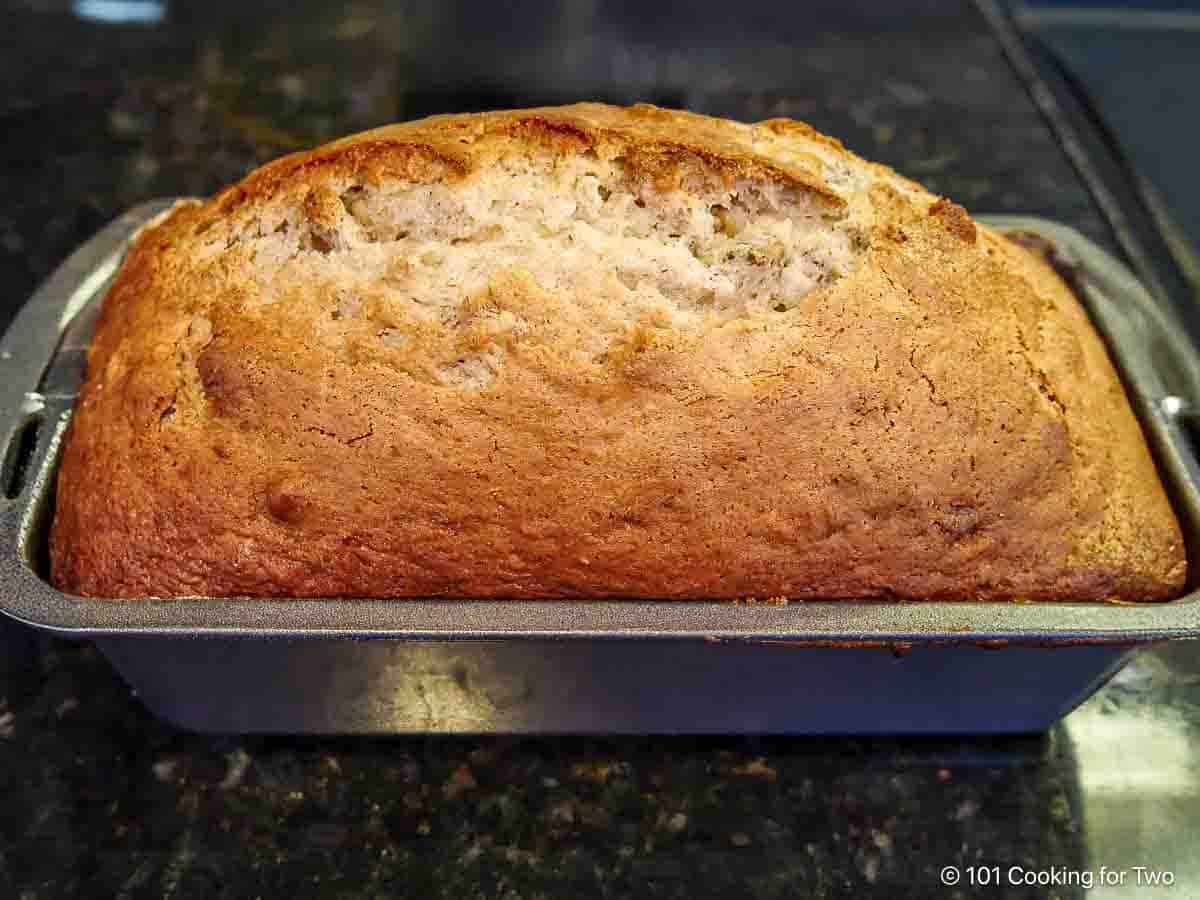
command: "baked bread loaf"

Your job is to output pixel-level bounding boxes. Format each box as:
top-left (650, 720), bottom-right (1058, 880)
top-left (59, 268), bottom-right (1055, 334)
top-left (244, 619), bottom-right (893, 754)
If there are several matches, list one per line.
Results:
top-left (50, 103), bottom-right (1185, 600)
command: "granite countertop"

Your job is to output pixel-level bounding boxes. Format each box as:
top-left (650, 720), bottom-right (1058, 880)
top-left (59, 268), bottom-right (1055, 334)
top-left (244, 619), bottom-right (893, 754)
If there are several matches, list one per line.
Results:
top-left (2, 1), bottom-right (1198, 897)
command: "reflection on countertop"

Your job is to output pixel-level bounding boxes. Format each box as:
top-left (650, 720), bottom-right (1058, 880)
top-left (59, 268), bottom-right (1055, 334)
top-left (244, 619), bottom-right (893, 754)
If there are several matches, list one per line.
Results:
top-left (1064, 642), bottom-right (1200, 898)
top-left (1, 0), bottom-right (1196, 896)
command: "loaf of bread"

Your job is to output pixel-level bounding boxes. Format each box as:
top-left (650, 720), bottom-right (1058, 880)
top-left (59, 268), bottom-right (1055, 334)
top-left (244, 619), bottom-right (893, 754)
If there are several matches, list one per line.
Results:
top-left (50, 103), bottom-right (1185, 600)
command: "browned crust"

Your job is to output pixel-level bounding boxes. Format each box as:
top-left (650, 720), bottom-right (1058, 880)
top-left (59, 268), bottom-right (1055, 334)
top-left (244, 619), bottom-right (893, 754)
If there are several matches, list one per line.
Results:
top-left (49, 103), bottom-right (1186, 601)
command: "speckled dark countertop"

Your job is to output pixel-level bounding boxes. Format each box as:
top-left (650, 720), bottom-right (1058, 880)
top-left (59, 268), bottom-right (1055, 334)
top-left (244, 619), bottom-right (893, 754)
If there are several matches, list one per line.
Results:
top-left (2, 1), bottom-right (1199, 897)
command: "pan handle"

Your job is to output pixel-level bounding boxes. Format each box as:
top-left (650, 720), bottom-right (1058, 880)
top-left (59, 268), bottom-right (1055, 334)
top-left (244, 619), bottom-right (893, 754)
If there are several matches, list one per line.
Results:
top-left (0, 200), bottom-right (182, 509)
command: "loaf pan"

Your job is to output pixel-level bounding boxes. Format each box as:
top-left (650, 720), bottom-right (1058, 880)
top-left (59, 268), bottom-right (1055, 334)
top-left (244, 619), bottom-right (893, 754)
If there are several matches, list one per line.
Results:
top-left (2, 201), bottom-right (1199, 734)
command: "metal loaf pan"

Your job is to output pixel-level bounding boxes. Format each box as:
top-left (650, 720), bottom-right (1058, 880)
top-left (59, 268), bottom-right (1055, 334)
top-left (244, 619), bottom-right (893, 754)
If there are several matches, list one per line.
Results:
top-left (2, 201), bottom-right (1199, 734)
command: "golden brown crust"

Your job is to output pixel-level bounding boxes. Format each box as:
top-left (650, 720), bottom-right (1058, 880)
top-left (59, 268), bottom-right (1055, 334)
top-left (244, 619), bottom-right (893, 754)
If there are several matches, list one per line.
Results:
top-left (49, 103), bottom-right (1186, 600)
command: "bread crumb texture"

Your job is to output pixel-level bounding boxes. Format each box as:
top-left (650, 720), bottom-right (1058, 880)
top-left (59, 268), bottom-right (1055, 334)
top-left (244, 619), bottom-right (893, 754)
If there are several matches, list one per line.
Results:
top-left (50, 103), bottom-right (1186, 600)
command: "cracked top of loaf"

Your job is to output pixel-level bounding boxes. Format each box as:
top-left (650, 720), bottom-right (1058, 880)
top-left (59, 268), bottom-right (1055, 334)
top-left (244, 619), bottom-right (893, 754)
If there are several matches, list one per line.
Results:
top-left (49, 103), bottom-right (1186, 600)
